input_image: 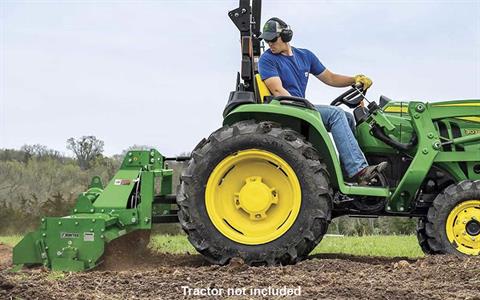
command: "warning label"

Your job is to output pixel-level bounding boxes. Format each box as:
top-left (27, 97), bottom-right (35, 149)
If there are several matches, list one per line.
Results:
top-left (114, 179), bottom-right (131, 185)
top-left (84, 232), bottom-right (95, 242)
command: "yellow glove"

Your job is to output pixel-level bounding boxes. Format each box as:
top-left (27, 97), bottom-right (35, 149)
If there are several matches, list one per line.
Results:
top-left (354, 74), bottom-right (373, 90)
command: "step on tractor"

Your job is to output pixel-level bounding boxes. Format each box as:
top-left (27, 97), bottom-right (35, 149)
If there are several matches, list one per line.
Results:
top-left (12, 0), bottom-right (480, 271)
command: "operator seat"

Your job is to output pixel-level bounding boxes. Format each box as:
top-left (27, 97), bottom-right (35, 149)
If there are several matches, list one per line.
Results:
top-left (254, 74), bottom-right (271, 103)
top-left (254, 73), bottom-right (318, 111)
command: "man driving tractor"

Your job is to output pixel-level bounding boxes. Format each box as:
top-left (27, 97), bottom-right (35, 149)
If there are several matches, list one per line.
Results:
top-left (258, 17), bottom-right (387, 185)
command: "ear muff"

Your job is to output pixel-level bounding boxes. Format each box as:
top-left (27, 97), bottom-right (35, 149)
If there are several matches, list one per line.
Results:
top-left (268, 17), bottom-right (293, 43)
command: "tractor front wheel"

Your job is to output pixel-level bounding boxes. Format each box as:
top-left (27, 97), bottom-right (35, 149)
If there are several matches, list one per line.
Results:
top-left (177, 120), bottom-right (332, 265)
top-left (423, 180), bottom-right (480, 256)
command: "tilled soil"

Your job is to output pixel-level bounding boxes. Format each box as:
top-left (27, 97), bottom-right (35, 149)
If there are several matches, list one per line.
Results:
top-left (1, 243), bottom-right (479, 300)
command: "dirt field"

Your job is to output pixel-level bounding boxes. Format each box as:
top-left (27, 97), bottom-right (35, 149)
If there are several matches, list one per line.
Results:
top-left (1, 242), bottom-right (479, 300)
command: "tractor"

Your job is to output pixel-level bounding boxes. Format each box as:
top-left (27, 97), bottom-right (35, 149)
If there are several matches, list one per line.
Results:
top-left (12, 0), bottom-right (480, 271)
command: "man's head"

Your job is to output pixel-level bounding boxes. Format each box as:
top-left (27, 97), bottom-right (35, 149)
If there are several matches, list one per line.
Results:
top-left (259, 17), bottom-right (293, 54)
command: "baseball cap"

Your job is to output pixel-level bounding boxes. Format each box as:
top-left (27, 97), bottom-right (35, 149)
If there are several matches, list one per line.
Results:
top-left (259, 18), bottom-right (285, 41)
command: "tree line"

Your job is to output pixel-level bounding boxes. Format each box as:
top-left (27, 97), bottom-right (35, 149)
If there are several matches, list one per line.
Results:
top-left (0, 136), bottom-right (416, 235)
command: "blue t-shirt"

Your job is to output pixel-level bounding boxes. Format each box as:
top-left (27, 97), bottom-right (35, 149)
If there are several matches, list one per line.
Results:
top-left (258, 47), bottom-right (326, 98)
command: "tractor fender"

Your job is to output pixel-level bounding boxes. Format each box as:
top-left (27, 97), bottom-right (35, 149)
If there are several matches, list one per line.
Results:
top-left (223, 103), bottom-right (344, 189)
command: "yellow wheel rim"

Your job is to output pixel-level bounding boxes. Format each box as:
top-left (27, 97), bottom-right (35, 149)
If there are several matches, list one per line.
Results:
top-left (446, 200), bottom-right (480, 255)
top-left (205, 149), bottom-right (301, 245)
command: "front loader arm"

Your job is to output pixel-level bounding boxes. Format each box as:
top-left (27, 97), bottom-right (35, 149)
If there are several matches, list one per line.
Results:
top-left (366, 101), bottom-right (480, 212)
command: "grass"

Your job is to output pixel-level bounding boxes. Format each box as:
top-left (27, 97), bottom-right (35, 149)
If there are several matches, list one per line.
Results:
top-left (149, 234), bottom-right (196, 254)
top-left (312, 235), bottom-right (424, 258)
top-left (2, 234), bottom-right (424, 259)
top-left (0, 235), bottom-right (22, 247)
top-left (46, 271), bottom-right (67, 281)
top-left (150, 234), bottom-right (424, 258)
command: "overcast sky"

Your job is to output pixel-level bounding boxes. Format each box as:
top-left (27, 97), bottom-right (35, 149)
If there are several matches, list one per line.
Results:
top-left (1, 0), bottom-right (479, 157)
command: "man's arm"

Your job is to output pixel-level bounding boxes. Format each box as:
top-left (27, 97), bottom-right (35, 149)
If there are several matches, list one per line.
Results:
top-left (315, 69), bottom-right (355, 88)
top-left (264, 76), bottom-right (292, 97)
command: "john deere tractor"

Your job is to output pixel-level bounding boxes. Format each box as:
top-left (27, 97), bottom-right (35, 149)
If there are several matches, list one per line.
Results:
top-left (13, 0), bottom-right (480, 271)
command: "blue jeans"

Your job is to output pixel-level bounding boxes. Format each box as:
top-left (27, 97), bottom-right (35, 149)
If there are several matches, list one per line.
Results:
top-left (315, 105), bottom-right (368, 178)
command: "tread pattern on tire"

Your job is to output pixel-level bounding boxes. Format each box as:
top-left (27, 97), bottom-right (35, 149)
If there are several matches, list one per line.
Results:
top-left (177, 120), bottom-right (333, 265)
top-left (416, 217), bottom-right (442, 254)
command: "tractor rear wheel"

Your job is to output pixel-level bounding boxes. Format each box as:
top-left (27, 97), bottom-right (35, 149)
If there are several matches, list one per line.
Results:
top-left (423, 180), bottom-right (480, 256)
top-left (177, 120), bottom-right (332, 265)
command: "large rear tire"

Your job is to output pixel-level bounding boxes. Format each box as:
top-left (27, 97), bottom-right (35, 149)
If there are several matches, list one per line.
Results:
top-left (422, 180), bottom-right (480, 256)
top-left (177, 120), bottom-right (332, 265)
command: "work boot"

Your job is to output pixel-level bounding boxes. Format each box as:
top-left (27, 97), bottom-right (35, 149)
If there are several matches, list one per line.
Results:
top-left (353, 162), bottom-right (388, 186)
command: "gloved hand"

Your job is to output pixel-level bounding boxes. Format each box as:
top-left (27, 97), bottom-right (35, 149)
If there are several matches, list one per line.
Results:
top-left (354, 74), bottom-right (373, 90)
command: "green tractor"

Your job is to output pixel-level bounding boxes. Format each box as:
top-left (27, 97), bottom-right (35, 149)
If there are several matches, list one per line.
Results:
top-left (12, 0), bottom-right (480, 271)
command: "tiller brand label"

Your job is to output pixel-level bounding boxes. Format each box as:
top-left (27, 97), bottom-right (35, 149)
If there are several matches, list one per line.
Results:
top-left (60, 232), bottom-right (80, 239)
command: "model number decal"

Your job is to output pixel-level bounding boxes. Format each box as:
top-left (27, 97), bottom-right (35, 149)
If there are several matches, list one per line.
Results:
top-left (60, 232), bottom-right (79, 239)
top-left (464, 129), bottom-right (480, 135)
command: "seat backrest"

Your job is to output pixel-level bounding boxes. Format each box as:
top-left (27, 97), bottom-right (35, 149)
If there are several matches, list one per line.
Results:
top-left (254, 74), bottom-right (271, 103)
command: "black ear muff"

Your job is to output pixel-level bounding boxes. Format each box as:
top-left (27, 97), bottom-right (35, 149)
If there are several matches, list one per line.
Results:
top-left (280, 28), bottom-right (293, 43)
top-left (268, 17), bottom-right (293, 43)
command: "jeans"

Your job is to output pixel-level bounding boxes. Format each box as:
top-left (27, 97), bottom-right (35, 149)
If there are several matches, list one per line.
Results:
top-left (315, 105), bottom-right (368, 178)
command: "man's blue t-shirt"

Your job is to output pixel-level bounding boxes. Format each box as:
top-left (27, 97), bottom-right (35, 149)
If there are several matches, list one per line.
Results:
top-left (258, 47), bottom-right (326, 98)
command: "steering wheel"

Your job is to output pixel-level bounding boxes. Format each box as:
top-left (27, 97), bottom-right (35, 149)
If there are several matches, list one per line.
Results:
top-left (330, 84), bottom-right (367, 109)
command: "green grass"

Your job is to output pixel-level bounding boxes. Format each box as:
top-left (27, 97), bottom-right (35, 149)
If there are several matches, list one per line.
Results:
top-left (0, 235), bottom-right (22, 247)
top-left (149, 234), bottom-right (196, 254)
top-left (149, 234), bottom-right (424, 258)
top-left (2, 234), bottom-right (424, 258)
top-left (46, 271), bottom-right (67, 281)
top-left (312, 235), bottom-right (424, 258)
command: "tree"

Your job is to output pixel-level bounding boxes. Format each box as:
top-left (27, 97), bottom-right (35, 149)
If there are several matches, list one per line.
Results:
top-left (41, 192), bottom-right (75, 217)
top-left (21, 144), bottom-right (62, 161)
top-left (0, 149), bottom-right (27, 162)
top-left (66, 136), bottom-right (104, 170)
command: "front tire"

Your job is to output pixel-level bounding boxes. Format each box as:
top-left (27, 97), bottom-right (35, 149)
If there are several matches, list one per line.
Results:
top-left (423, 180), bottom-right (480, 256)
top-left (177, 120), bottom-right (332, 265)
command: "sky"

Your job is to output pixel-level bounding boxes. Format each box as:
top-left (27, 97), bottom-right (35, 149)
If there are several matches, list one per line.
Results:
top-left (1, 0), bottom-right (479, 157)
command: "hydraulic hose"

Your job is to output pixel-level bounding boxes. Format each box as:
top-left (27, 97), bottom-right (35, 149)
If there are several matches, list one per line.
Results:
top-left (370, 124), bottom-right (417, 152)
